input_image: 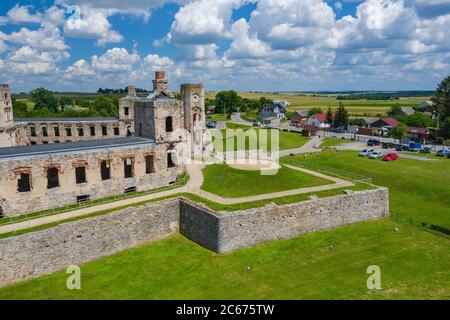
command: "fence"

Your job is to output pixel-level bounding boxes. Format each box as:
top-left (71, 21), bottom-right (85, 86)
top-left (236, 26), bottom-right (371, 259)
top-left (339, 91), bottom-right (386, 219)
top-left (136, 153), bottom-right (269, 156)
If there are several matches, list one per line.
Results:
top-left (0, 174), bottom-right (188, 227)
top-left (282, 158), bottom-right (373, 185)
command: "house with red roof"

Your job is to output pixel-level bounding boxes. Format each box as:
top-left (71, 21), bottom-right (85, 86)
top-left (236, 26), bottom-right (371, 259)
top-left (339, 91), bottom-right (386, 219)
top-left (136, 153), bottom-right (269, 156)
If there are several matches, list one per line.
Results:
top-left (306, 113), bottom-right (331, 129)
top-left (370, 117), bottom-right (400, 129)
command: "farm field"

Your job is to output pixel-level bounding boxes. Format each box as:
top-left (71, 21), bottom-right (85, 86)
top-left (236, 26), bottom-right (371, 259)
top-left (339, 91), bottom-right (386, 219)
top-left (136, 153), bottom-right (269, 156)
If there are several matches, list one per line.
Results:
top-left (206, 92), bottom-right (430, 116)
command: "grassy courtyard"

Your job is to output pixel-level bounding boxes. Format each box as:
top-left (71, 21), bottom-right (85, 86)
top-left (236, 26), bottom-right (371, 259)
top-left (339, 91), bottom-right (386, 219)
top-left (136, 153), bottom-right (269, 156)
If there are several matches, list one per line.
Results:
top-left (201, 164), bottom-right (332, 198)
top-left (211, 124), bottom-right (309, 152)
top-left (1, 220), bottom-right (449, 300)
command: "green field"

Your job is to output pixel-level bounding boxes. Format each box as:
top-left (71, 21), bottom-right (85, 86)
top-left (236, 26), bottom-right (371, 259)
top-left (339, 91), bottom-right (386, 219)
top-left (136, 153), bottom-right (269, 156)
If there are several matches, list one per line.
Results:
top-left (201, 164), bottom-right (332, 198)
top-left (1, 150), bottom-right (449, 299)
top-left (287, 150), bottom-right (450, 229)
top-left (320, 137), bottom-right (352, 147)
top-left (1, 220), bottom-right (449, 300)
top-left (212, 124), bottom-right (309, 152)
top-left (206, 92), bottom-right (429, 116)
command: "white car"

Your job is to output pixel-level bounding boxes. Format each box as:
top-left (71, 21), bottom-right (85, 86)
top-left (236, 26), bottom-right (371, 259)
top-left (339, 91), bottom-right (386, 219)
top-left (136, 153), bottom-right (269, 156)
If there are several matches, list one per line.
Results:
top-left (359, 148), bottom-right (375, 157)
top-left (369, 151), bottom-right (384, 159)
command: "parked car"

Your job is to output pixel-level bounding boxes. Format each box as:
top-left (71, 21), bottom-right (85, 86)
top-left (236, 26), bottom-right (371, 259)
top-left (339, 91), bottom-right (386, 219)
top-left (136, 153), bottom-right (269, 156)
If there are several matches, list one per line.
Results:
top-left (396, 145), bottom-right (409, 151)
top-left (369, 151), bottom-right (384, 159)
top-left (359, 148), bottom-right (375, 157)
top-left (206, 121), bottom-right (216, 129)
top-left (253, 121), bottom-right (261, 127)
top-left (382, 153), bottom-right (399, 161)
top-left (367, 139), bottom-right (381, 146)
top-left (419, 146), bottom-right (432, 154)
top-left (382, 142), bottom-right (396, 149)
top-left (408, 142), bottom-right (422, 152)
top-left (436, 149), bottom-right (450, 157)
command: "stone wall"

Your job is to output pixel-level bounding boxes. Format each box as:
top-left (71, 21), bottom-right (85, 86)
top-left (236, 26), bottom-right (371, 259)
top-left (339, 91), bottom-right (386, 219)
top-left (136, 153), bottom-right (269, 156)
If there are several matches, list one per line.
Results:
top-left (180, 188), bottom-right (389, 253)
top-left (0, 143), bottom-right (182, 217)
top-left (0, 198), bottom-right (179, 288)
top-left (0, 187), bottom-right (389, 288)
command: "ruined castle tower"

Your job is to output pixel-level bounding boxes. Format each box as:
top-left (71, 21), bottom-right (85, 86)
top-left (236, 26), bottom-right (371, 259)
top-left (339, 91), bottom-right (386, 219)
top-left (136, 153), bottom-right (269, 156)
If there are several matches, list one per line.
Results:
top-left (0, 84), bottom-right (14, 148)
top-left (118, 85), bottom-right (138, 136)
top-left (181, 83), bottom-right (206, 147)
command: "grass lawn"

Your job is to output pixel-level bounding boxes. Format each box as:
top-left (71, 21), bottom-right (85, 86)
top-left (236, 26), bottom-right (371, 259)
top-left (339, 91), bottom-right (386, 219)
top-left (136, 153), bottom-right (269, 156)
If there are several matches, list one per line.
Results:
top-left (286, 150), bottom-right (450, 230)
top-left (201, 164), bottom-right (332, 198)
top-left (321, 137), bottom-right (351, 147)
top-left (1, 220), bottom-right (449, 300)
top-left (211, 124), bottom-right (309, 152)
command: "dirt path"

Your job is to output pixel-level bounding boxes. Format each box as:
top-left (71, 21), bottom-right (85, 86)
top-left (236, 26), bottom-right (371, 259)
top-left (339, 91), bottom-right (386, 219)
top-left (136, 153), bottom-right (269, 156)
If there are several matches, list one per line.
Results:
top-left (0, 160), bottom-right (353, 235)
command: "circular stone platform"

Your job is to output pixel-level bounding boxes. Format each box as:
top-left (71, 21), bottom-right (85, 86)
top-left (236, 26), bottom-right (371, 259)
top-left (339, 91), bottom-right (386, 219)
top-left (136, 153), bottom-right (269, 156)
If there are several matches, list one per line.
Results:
top-left (228, 159), bottom-right (281, 171)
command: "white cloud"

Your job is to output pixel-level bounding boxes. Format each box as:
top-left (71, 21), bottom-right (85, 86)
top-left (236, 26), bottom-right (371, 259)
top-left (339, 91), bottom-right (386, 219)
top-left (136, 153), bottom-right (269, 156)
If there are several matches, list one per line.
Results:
top-left (168, 0), bottom-right (252, 44)
top-left (63, 6), bottom-right (123, 46)
top-left (0, 24), bottom-right (68, 51)
top-left (0, 4), bottom-right (42, 25)
top-left (91, 48), bottom-right (140, 72)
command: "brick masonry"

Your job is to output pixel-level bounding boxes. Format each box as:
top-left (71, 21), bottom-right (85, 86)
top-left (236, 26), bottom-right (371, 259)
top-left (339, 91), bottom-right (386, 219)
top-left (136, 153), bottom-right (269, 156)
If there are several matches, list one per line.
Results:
top-left (0, 187), bottom-right (389, 288)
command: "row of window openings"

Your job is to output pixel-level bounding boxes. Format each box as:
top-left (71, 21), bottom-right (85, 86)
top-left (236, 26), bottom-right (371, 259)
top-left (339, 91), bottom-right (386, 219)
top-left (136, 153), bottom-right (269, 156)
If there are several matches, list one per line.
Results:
top-left (30, 126), bottom-right (119, 137)
top-left (17, 156), bottom-right (158, 192)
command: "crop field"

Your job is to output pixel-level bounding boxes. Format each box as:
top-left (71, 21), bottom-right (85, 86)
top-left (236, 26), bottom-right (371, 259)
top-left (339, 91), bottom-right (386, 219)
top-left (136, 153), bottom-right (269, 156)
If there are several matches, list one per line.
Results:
top-left (206, 92), bottom-right (430, 116)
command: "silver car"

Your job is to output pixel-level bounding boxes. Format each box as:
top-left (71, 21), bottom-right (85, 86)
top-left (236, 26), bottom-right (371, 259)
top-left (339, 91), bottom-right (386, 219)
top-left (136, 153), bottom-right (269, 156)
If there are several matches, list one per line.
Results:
top-left (369, 151), bottom-right (384, 159)
top-left (359, 148), bottom-right (375, 157)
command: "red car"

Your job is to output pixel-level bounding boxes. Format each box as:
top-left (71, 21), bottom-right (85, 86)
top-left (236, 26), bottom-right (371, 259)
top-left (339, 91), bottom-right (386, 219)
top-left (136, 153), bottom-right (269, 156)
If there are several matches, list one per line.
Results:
top-left (382, 152), bottom-right (399, 161)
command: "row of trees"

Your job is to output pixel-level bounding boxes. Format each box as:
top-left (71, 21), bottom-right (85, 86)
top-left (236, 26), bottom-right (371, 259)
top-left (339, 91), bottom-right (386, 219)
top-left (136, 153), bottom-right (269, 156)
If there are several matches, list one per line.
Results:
top-left (13, 88), bottom-right (119, 118)
top-left (432, 76), bottom-right (450, 140)
top-left (212, 90), bottom-right (273, 114)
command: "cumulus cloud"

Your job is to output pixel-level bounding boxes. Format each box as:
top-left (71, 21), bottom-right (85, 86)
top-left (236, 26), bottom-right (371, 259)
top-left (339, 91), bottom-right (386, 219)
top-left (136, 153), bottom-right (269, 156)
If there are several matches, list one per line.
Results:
top-left (0, 4), bottom-right (42, 25)
top-left (0, 23), bottom-right (68, 51)
top-left (168, 0), bottom-right (253, 44)
top-left (91, 48), bottom-right (140, 71)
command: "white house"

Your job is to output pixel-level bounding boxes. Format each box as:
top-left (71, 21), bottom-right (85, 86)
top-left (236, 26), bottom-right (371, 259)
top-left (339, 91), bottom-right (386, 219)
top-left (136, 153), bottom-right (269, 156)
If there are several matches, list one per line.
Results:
top-left (306, 113), bottom-right (330, 129)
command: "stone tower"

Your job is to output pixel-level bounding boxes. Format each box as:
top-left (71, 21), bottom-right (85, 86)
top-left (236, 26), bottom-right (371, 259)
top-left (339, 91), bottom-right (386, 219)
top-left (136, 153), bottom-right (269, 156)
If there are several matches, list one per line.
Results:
top-left (133, 71), bottom-right (183, 144)
top-left (181, 83), bottom-right (206, 147)
top-left (118, 85), bottom-right (138, 136)
top-left (0, 84), bottom-right (14, 148)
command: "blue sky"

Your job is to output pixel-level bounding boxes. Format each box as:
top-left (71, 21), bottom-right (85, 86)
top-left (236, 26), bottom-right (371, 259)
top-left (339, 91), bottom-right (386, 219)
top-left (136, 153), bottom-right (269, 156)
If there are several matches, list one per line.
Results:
top-left (0, 0), bottom-right (449, 93)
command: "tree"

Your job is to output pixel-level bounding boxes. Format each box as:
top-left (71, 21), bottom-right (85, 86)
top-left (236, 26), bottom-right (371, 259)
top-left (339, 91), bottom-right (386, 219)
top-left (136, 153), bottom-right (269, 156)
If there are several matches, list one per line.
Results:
top-left (12, 100), bottom-right (28, 117)
top-left (388, 104), bottom-right (403, 117)
top-left (92, 96), bottom-right (118, 117)
top-left (334, 103), bottom-right (349, 130)
top-left (437, 117), bottom-right (450, 140)
top-left (326, 107), bottom-right (334, 126)
top-left (59, 96), bottom-right (74, 112)
top-left (30, 88), bottom-right (59, 112)
top-left (390, 123), bottom-right (408, 141)
top-left (405, 112), bottom-right (435, 128)
top-left (432, 75), bottom-right (450, 122)
top-left (215, 90), bottom-right (242, 114)
top-left (307, 107), bottom-right (322, 117)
